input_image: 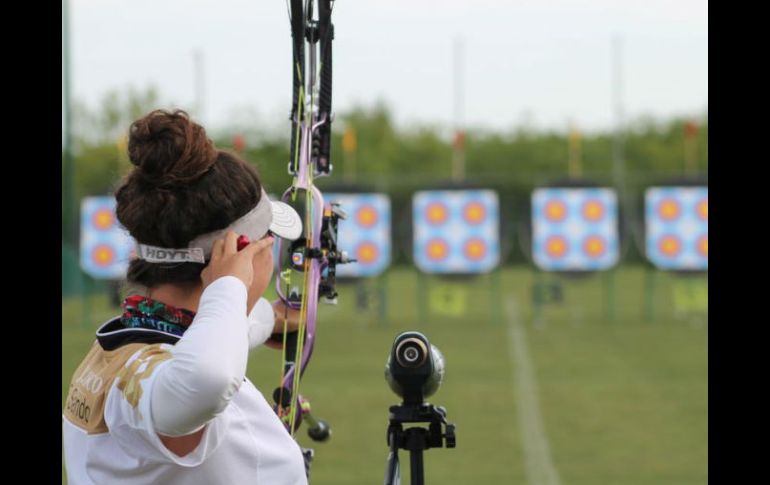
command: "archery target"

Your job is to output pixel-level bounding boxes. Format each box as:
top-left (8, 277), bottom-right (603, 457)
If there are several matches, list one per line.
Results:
top-left (80, 197), bottom-right (136, 279)
top-left (324, 193), bottom-right (391, 277)
top-left (645, 187), bottom-right (708, 270)
top-left (532, 188), bottom-right (619, 271)
top-left (413, 190), bottom-right (499, 274)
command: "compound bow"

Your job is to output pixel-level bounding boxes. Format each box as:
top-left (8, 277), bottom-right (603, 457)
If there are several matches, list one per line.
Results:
top-left (271, 0), bottom-right (352, 462)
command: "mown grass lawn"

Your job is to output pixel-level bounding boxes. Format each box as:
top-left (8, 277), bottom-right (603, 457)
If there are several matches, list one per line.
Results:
top-left (62, 266), bottom-right (707, 484)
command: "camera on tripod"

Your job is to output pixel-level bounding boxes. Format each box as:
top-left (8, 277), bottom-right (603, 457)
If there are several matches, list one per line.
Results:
top-left (384, 332), bottom-right (456, 485)
top-left (385, 332), bottom-right (445, 405)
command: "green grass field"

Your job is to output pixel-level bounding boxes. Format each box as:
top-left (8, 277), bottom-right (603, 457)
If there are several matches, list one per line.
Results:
top-left (62, 266), bottom-right (707, 484)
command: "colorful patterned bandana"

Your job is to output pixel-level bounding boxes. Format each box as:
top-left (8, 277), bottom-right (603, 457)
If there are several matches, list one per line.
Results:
top-left (120, 295), bottom-right (196, 337)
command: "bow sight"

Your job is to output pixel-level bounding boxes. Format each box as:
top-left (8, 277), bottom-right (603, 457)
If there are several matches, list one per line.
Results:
top-left (285, 202), bottom-right (355, 304)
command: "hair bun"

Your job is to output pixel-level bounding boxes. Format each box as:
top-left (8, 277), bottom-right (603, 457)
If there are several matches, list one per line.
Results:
top-left (127, 109), bottom-right (218, 187)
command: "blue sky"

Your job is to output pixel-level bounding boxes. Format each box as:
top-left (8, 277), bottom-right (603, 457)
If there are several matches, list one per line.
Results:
top-left (67, 0), bottom-right (708, 134)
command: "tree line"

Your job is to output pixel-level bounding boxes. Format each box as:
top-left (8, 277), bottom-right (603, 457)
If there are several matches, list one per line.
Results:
top-left (63, 88), bottom-right (708, 265)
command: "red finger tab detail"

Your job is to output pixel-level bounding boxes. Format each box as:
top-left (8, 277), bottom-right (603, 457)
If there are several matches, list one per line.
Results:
top-left (237, 235), bottom-right (250, 251)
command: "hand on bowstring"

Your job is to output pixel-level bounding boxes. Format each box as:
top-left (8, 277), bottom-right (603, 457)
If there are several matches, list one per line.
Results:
top-left (201, 230), bottom-right (275, 294)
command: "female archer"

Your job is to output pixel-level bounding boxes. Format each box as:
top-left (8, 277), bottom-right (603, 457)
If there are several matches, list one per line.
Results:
top-left (63, 109), bottom-right (309, 485)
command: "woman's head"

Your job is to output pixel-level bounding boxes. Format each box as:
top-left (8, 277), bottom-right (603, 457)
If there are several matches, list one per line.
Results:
top-left (115, 109), bottom-right (264, 288)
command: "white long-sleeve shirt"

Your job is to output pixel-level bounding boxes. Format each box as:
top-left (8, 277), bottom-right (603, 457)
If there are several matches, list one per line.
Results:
top-left (63, 277), bottom-right (308, 485)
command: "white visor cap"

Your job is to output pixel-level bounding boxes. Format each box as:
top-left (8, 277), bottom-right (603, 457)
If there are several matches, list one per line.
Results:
top-left (268, 199), bottom-right (303, 241)
top-left (135, 190), bottom-right (302, 264)
top-left (189, 190), bottom-right (303, 252)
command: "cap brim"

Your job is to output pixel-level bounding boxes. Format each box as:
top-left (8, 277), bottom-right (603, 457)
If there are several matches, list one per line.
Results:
top-left (269, 201), bottom-right (303, 241)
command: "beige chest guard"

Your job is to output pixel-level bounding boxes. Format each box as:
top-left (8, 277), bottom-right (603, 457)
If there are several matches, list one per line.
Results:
top-left (63, 341), bottom-right (147, 434)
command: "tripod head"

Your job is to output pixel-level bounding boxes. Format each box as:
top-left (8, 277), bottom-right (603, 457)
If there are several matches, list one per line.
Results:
top-left (383, 332), bottom-right (456, 485)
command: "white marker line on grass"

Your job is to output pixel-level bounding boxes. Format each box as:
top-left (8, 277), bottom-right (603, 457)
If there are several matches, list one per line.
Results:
top-left (506, 299), bottom-right (563, 485)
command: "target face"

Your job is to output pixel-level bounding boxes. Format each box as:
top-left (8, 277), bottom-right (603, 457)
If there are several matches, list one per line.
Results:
top-left (426, 202), bottom-right (450, 225)
top-left (91, 244), bottom-right (116, 267)
top-left (658, 235), bottom-right (682, 257)
top-left (697, 235), bottom-right (708, 257)
top-left (355, 241), bottom-right (379, 264)
top-left (532, 188), bottom-right (619, 271)
top-left (658, 199), bottom-right (681, 221)
top-left (545, 236), bottom-right (569, 259)
top-left (92, 209), bottom-right (115, 230)
top-left (324, 193), bottom-right (391, 277)
top-left (413, 190), bottom-right (499, 274)
top-left (463, 202), bottom-right (487, 225)
top-left (645, 187), bottom-right (708, 270)
top-left (583, 235), bottom-right (606, 259)
top-left (697, 198), bottom-right (708, 221)
top-left (463, 238), bottom-right (487, 261)
top-left (80, 197), bottom-right (136, 279)
top-left (582, 200), bottom-right (605, 222)
top-left (356, 206), bottom-right (378, 227)
top-left (544, 200), bottom-right (568, 222)
top-left (426, 238), bottom-right (450, 261)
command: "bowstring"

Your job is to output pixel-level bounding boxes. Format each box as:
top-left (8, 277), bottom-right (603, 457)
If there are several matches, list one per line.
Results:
top-left (290, 0), bottom-right (317, 435)
top-left (280, 0), bottom-right (334, 438)
top-left (278, 0), bottom-right (306, 429)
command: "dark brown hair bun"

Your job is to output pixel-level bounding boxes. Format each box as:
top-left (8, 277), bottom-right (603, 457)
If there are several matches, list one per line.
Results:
top-left (127, 109), bottom-right (218, 188)
top-left (116, 109), bottom-right (263, 287)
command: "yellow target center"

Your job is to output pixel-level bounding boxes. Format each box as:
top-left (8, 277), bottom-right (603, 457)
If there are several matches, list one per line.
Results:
top-left (464, 203), bottom-right (485, 223)
top-left (698, 200), bottom-right (708, 221)
top-left (659, 200), bottom-right (680, 220)
top-left (464, 240), bottom-right (486, 260)
top-left (357, 243), bottom-right (378, 263)
top-left (698, 236), bottom-right (708, 256)
top-left (583, 201), bottom-right (603, 221)
top-left (356, 207), bottom-right (377, 227)
top-left (585, 237), bottom-right (605, 257)
top-left (427, 241), bottom-right (448, 260)
top-left (660, 237), bottom-right (681, 256)
top-left (93, 246), bottom-right (114, 266)
top-left (426, 204), bottom-right (448, 224)
top-left (93, 210), bottom-right (114, 230)
top-left (545, 201), bottom-right (566, 221)
top-left (546, 237), bottom-right (567, 257)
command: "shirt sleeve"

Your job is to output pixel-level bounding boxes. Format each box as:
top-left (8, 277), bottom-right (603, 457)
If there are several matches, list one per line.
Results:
top-left (248, 297), bottom-right (276, 350)
top-left (104, 276), bottom-right (249, 466)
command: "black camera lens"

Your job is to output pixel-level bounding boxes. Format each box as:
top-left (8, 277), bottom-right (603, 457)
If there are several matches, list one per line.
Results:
top-left (403, 347), bottom-right (419, 363)
top-left (395, 338), bottom-right (427, 368)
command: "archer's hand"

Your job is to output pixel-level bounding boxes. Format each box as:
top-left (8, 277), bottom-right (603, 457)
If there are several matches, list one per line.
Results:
top-left (201, 231), bottom-right (275, 292)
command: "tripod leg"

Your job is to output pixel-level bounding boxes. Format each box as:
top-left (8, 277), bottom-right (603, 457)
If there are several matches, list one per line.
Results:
top-left (409, 447), bottom-right (424, 485)
top-left (384, 450), bottom-right (400, 485)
